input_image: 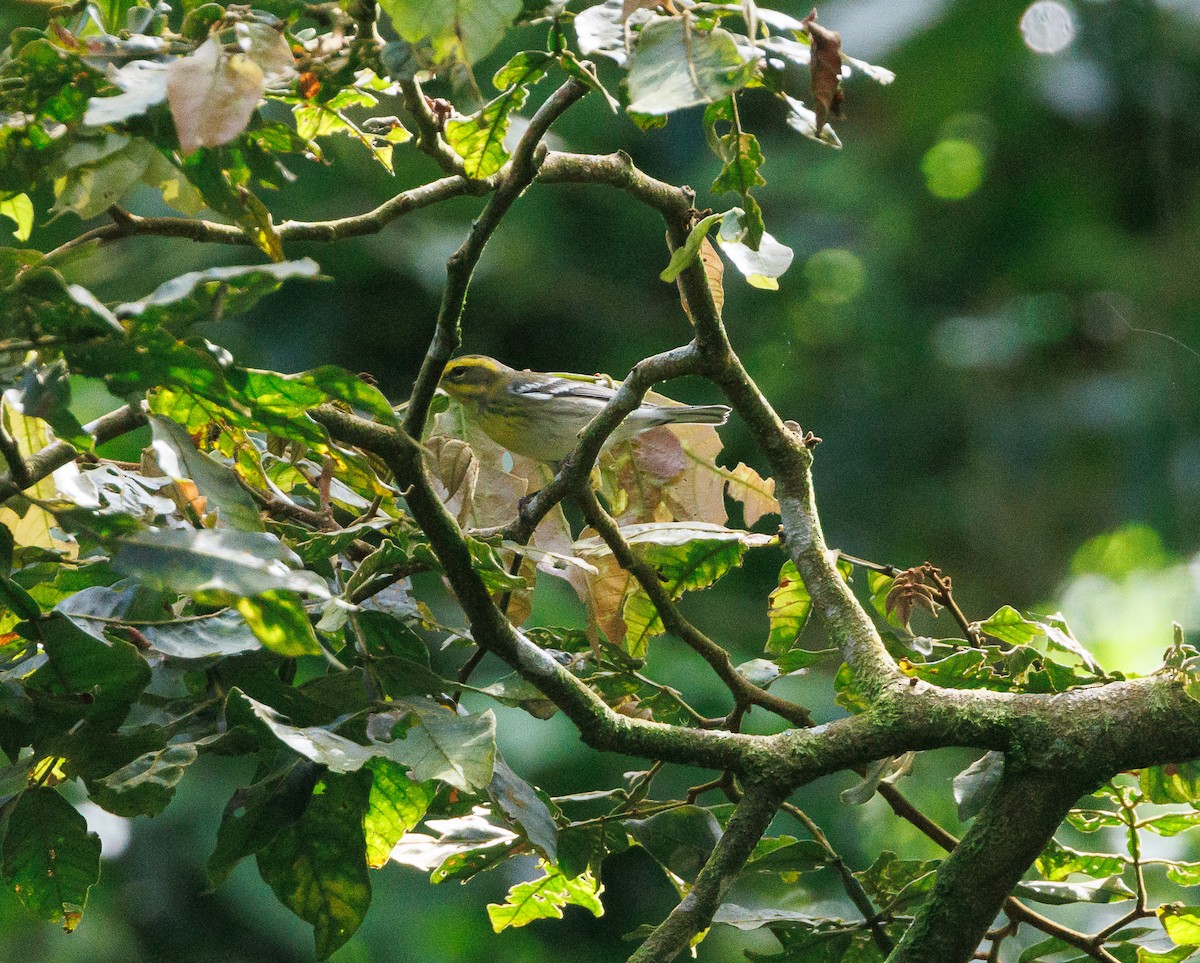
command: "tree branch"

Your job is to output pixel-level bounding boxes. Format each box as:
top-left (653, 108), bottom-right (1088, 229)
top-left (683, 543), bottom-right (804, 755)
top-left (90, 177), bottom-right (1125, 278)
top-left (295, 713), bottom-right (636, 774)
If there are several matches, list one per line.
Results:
top-left (886, 769), bottom-right (1095, 963)
top-left (43, 175), bottom-right (475, 262)
top-left (0, 402), bottom-right (148, 505)
top-left (403, 78), bottom-right (591, 440)
top-left (576, 484), bottom-right (814, 728)
top-left (627, 781), bottom-right (785, 963)
top-left (780, 801), bottom-right (894, 956)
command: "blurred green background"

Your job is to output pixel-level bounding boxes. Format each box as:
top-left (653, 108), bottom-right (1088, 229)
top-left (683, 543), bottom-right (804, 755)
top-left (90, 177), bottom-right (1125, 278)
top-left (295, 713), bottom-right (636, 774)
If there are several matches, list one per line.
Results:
top-left (5, 0), bottom-right (1200, 959)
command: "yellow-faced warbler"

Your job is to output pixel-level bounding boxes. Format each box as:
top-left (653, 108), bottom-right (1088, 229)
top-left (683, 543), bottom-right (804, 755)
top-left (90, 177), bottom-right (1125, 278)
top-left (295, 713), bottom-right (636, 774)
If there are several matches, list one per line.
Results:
top-left (439, 355), bottom-right (731, 463)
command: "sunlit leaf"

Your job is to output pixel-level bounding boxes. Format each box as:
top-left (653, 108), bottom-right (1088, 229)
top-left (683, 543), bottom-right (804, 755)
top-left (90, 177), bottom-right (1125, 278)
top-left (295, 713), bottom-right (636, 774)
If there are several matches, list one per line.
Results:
top-left (445, 51), bottom-right (552, 179)
top-left (364, 759), bottom-right (436, 869)
top-left (487, 860), bottom-right (603, 932)
top-left (626, 16), bottom-right (754, 115)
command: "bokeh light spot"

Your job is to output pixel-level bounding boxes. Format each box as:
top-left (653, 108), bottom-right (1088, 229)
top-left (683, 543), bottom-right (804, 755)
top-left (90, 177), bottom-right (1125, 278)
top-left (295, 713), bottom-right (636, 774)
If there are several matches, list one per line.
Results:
top-left (921, 139), bottom-right (985, 200)
top-left (1020, 1), bottom-right (1076, 54)
top-left (803, 249), bottom-right (866, 305)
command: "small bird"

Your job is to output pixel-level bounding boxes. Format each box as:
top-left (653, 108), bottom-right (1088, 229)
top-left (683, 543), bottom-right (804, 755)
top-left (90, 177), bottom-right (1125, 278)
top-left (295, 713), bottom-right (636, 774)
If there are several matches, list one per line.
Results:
top-left (439, 355), bottom-right (731, 463)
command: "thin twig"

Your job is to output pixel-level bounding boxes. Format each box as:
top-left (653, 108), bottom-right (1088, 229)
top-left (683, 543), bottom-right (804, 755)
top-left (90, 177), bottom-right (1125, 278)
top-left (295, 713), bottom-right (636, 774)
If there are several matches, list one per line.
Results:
top-left (780, 801), bottom-right (894, 956)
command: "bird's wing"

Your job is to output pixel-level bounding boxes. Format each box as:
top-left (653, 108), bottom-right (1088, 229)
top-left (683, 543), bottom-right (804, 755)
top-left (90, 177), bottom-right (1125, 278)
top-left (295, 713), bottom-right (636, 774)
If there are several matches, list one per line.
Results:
top-left (510, 374), bottom-right (617, 403)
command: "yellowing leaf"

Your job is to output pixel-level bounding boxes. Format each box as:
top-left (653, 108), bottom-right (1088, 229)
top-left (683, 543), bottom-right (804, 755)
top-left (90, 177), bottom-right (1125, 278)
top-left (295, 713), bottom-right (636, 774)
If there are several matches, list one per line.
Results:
top-left (0, 193), bottom-right (33, 242)
top-left (0, 400), bottom-right (76, 555)
top-left (766, 560), bottom-right (811, 656)
top-left (725, 462), bottom-right (779, 527)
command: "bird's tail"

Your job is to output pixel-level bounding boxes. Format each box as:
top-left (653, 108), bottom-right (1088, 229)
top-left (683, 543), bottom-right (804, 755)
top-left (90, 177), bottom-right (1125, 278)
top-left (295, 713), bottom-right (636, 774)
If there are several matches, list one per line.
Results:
top-left (664, 404), bottom-right (731, 427)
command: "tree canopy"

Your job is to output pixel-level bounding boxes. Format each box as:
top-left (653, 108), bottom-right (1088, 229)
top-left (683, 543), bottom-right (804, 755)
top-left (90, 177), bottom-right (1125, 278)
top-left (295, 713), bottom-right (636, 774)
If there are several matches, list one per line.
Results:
top-left (2, 1), bottom-right (1200, 962)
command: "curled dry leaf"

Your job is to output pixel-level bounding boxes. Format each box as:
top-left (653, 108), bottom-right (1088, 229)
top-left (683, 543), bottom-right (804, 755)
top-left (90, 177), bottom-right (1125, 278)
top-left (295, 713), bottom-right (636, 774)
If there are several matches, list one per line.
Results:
top-left (885, 566), bottom-right (939, 630)
top-left (801, 8), bottom-right (843, 136)
top-left (428, 436), bottom-right (479, 527)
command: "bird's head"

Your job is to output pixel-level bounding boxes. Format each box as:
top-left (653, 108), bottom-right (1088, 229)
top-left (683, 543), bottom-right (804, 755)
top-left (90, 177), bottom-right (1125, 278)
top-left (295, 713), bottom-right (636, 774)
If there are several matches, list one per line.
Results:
top-left (439, 355), bottom-right (511, 406)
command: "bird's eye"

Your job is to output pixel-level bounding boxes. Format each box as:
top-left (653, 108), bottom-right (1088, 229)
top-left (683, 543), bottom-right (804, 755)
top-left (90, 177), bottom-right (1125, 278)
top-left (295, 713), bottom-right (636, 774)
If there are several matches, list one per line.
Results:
top-left (447, 368), bottom-right (466, 381)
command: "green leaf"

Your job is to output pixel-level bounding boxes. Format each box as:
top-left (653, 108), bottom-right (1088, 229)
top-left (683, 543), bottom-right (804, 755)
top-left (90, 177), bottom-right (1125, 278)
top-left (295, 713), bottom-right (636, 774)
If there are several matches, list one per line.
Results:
top-left (489, 756), bottom-right (558, 863)
top-left (1036, 838), bottom-right (1128, 882)
top-left (660, 212), bottom-right (723, 282)
top-left (0, 572), bottom-right (42, 622)
top-left (1015, 876), bottom-right (1134, 905)
top-left (207, 762), bottom-right (321, 889)
top-left (25, 613), bottom-right (152, 730)
top-left (979, 605), bottom-right (1043, 646)
top-left (487, 860), bottom-right (603, 932)
top-left (766, 560), bottom-right (811, 656)
top-left (626, 16), bottom-right (753, 115)
top-left (854, 851), bottom-right (939, 913)
top-left (444, 51), bottom-right (552, 179)
top-left (715, 207), bottom-right (793, 289)
top-left (711, 128), bottom-right (766, 199)
top-left (389, 812), bottom-right (518, 876)
top-left (952, 751), bottom-right (1004, 821)
top-left (1167, 862), bottom-right (1200, 886)
top-left (90, 740), bottom-right (210, 816)
top-left (379, 0), bottom-right (523, 65)
top-left (228, 689), bottom-right (377, 773)
top-left (557, 820), bottom-right (629, 879)
top-left (113, 529), bottom-right (331, 598)
top-left (366, 700), bottom-right (497, 792)
top-left (0, 194), bottom-right (33, 242)
top-left (58, 586), bottom-right (262, 659)
top-left (1, 789), bottom-right (101, 932)
top-left (235, 590), bottom-right (323, 657)
top-left (364, 759), bottom-right (435, 869)
top-left (148, 415), bottom-right (263, 531)
top-left (51, 136), bottom-right (157, 220)
top-left (1142, 762), bottom-right (1200, 804)
top-left (1018, 937), bottom-right (1077, 962)
top-left (1143, 811), bottom-right (1200, 836)
top-left (626, 805), bottom-right (722, 883)
top-left (1137, 946), bottom-right (1199, 963)
top-left (744, 837), bottom-right (830, 882)
top-left (256, 771), bottom-right (373, 960)
top-left (1160, 906), bottom-right (1200, 946)
top-left (115, 259), bottom-right (321, 330)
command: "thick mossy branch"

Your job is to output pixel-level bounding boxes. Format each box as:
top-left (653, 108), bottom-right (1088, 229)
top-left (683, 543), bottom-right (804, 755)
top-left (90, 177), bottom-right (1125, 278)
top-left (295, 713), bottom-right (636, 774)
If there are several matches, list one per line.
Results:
top-left (888, 767), bottom-right (1091, 963)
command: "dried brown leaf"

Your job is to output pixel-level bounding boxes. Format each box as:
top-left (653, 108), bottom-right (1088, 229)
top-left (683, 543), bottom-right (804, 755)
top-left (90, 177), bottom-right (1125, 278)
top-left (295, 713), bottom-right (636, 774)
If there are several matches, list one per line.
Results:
top-left (168, 38), bottom-right (265, 155)
top-left (884, 567), bottom-right (939, 629)
top-left (581, 530), bottom-right (637, 648)
top-left (802, 9), bottom-right (843, 136)
top-left (725, 462), bottom-right (779, 527)
top-left (679, 236), bottom-right (725, 323)
top-left (623, 0), bottom-right (667, 21)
